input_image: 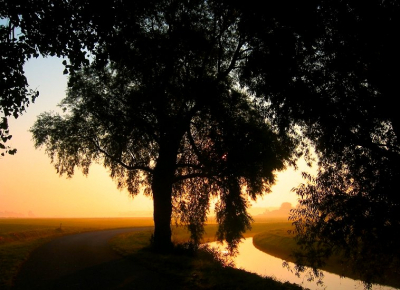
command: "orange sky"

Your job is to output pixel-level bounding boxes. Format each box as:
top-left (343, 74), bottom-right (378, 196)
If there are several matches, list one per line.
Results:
top-left (0, 57), bottom-right (314, 218)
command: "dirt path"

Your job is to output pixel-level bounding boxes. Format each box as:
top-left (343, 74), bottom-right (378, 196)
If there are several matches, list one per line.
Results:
top-left (13, 227), bottom-right (163, 290)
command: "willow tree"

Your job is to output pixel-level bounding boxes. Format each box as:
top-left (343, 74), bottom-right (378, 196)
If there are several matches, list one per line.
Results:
top-left (31, 65), bottom-right (294, 251)
top-left (29, 2), bottom-right (296, 251)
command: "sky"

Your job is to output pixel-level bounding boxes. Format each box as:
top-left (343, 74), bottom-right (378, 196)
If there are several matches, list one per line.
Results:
top-left (0, 56), bottom-right (314, 218)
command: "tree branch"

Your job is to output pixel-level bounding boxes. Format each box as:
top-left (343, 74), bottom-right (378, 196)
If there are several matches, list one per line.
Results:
top-left (173, 171), bottom-right (221, 183)
top-left (222, 40), bottom-right (245, 79)
top-left (90, 139), bottom-right (153, 173)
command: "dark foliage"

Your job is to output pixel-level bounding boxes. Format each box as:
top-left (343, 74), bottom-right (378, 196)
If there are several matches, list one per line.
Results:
top-left (27, 1), bottom-right (297, 252)
top-left (2, 0), bottom-right (400, 284)
top-left (0, 18), bottom-right (38, 155)
top-left (273, 1), bottom-right (400, 286)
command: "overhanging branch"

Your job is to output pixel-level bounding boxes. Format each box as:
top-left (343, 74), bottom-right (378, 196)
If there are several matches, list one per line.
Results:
top-left (90, 139), bottom-right (153, 174)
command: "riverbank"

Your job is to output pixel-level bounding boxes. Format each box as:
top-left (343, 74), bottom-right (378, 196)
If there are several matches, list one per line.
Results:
top-left (110, 230), bottom-right (303, 289)
top-left (252, 222), bottom-right (400, 289)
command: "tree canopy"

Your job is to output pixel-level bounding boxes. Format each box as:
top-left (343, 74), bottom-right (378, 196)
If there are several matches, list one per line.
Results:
top-left (31, 63), bottom-right (295, 252)
top-left (28, 1), bottom-right (298, 252)
top-left (2, 0), bottom-right (400, 283)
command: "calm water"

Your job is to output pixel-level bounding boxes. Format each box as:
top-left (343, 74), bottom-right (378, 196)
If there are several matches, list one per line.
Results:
top-left (207, 238), bottom-right (397, 290)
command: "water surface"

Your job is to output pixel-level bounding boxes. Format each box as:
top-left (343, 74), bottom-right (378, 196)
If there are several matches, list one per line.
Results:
top-left (208, 238), bottom-right (397, 290)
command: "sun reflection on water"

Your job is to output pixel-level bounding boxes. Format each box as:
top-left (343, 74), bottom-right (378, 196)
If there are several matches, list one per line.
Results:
top-left (208, 238), bottom-right (397, 290)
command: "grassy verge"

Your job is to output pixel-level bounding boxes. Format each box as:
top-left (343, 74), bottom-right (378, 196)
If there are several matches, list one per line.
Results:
top-left (252, 222), bottom-right (297, 261)
top-left (110, 230), bottom-right (304, 289)
top-left (252, 222), bottom-right (360, 279)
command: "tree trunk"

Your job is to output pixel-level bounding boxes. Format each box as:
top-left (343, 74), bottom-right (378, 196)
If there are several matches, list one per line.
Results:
top-left (151, 139), bottom-right (178, 252)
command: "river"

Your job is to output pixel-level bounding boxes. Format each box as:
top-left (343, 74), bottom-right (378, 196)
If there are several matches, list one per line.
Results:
top-left (207, 238), bottom-right (398, 290)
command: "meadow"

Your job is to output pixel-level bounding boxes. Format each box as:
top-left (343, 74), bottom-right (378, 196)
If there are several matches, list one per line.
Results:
top-left (0, 217), bottom-right (300, 289)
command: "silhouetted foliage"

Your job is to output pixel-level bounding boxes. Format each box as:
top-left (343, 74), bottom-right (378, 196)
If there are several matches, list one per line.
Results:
top-left (0, 17), bottom-right (38, 155)
top-left (27, 1), bottom-right (298, 252)
top-left (3, 0), bottom-right (400, 283)
top-left (277, 1), bottom-right (400, 286)
top-left (31, 62), bottom-right (294, 251)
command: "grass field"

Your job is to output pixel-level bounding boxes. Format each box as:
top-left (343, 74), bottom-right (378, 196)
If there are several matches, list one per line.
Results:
top-left (0, 217), bottom-right (154, 289)
top-left (0, 217), bottom-right (292, 289)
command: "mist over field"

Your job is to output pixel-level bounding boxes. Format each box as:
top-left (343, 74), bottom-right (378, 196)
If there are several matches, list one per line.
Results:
top-left (252, 202), bottom-right (293, 219)
top-left (0, 202), bottom-right (293, 220)
top-left (0, 211), bottom-right (36, 218)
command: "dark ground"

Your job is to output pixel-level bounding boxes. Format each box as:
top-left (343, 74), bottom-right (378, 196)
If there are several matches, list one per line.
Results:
top-left (12, 227), bottom-right (304, 290)
top-left (12, 227), bottom-right (171, 290)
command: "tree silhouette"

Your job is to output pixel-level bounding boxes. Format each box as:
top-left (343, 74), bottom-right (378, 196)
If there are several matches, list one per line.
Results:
top-left (31, 63), bottom-right (294, 251)
top-left (25, 1), bottom-right (299, 251)
top-left (2, 0), bottom-right (400, 281)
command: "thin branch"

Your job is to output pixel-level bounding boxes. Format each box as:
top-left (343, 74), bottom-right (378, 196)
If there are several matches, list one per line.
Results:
top-left (219, 37), bottom-right (244, 79)
top-left (90, 139), bottom-right (153, 173)
top-left (175, 163), bottom-right (203, 169)
top-left (174, 171), bottom-right (221, 183)
top-left (187, 126), bottom-right (207, 165)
